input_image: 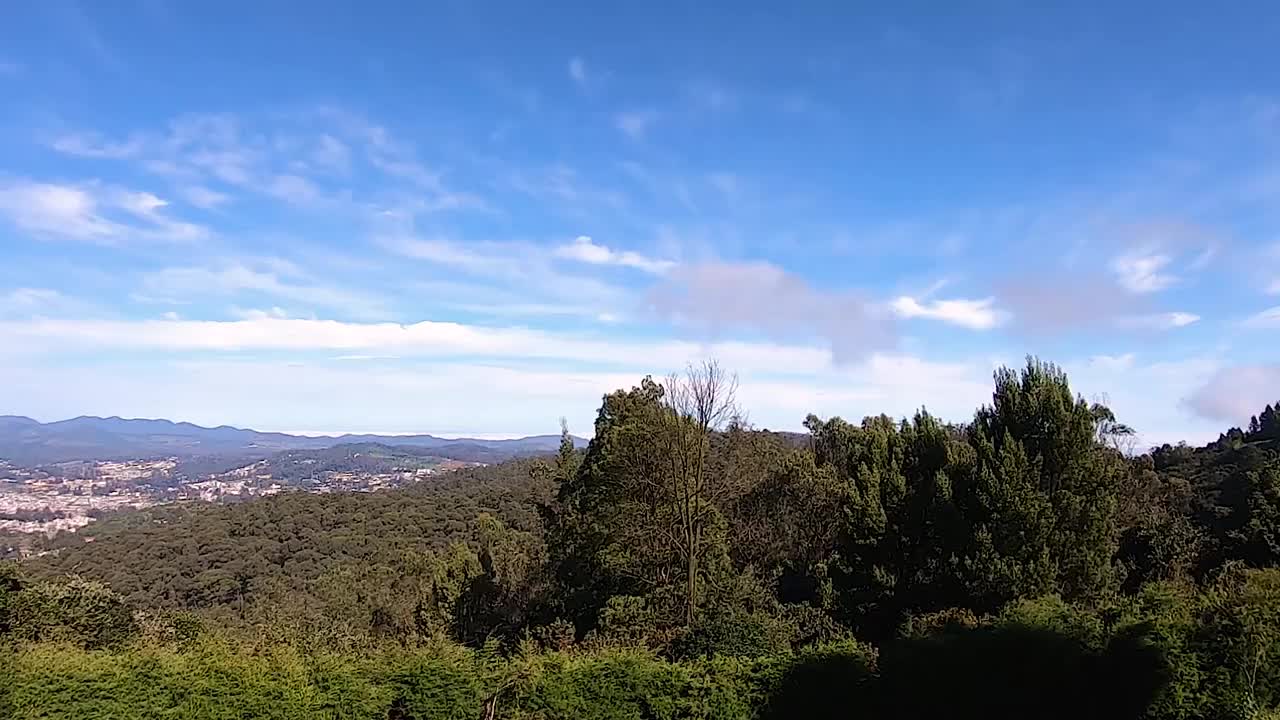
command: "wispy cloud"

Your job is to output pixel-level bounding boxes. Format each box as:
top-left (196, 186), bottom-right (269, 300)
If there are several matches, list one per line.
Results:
top-left (143, 261), bottom-right (383, 318)
top-left (1116, 312), bottom-right (1201, 330)
top-left (568, 57), bottom-right (587, 87)
top-left (0, 287), bottom-right (103, 320)
top-left (51, 132), bottom-right (144, 159)
top-left (0, 288), bottom-right (65, 318)
top-left (311, 134), bottom-right (351, 173)
top-left (685, 79), bottom-right (738, 112)
top-left (263, 174), bottom-right (322, 205)
top-left (1244, 306), bottom-right (1280, 328)
top-left (615, 109), bottom-right (660, 140)
top-left (1111, 251), bottom-right (1176, 293)
top-left (56, 0), bottom-right (128, 76)
top-left (179, 185), bottom-right (231, 209)
top-left (379, 235), bottom-right (632, 310)
top-left (505, 163), bottom-right (628, 213)
top-left (48, 108), bottom-right (486, 214)
top-left (890, 296), bottom-right (1006, 330)
top-left (553, 235), bottom-right (674, 274)
top-left (0, 180), bottom-right (206, 243)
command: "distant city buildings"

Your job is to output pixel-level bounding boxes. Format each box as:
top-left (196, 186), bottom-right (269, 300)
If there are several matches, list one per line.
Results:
top-left (0, 454), bottom-right (472, 547)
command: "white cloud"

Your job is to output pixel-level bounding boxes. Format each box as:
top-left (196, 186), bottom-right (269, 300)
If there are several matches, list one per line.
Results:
top-left (50, 132), bottom-right (144, 159)
top-left (231, 306), bottom-right (292, 320)
top-left (890, 296), bottom-right (1006, 330)
top-left (115, 190), bottom-right (168, 217)
top-left (383, 236), bottom-right (507, 273)
top-left (0, 315), bottom-right (836, 375)
top-left (143, 263), bottom-right (381, 317)
top-left (0, 182), bottom-right (116, 240)
top-left (1185, 364), bottom-right (1280, 425)
top-left (3, 288), bottom-right (63, 307)
top-left (1268, 279), bottom-right (1280, 295)
top-left (0, 343), bottom-right (1226, 447)
top-left (446, 302), bottom-right (616, 321)
top-left (998, 273), bottom-right (1148, 335)
top-left (0, 332), bottom-right (1001, 435)
top-left (312, 134), bottom-right (351, 173)
top-left (1115, 312), bottom-right (1201, 330)
top-left (615, 110), bottom-right (659, 140)
top-left (649, 260), bottom-right (893, 362)
top-left (706, 172), bottom-right (740, 200)
top-left (1111, 251), bottom-right (1176, 293)
top-left (264, 174), bottom-right (321, 204)
top-left (1088, 353), bottom-right (1136, 371)
top-left (1065, 354), bottom-right (1225, 447)
top-left (49, 109), bottom-right (483, 214)
top-left (554, 235), bottom-right (674, 274)
top-left (0, 288), bottom-right (102, 320)
top-left (0, 289), bottom-right (67, 319)
top-left (1244, 306), bottom-right (1280, 328)
top-left (568, 57), bottom-right (587, 86)
top-left (180, 185), bottom-right (231, 209)
top-left (332, 355), bottom-right (401, 362)
top-left (381, 235), bottom-right (632, 309)
top-left (0, 180), bottom-right (206, 243)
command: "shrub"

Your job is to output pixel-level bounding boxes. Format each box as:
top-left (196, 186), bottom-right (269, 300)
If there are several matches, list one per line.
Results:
top-left (8, 576), bottom-right (137, 649)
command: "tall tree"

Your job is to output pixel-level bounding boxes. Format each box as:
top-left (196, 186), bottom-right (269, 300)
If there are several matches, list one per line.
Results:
top-left (812, 411), bottom-right (967, 634)
top-left (543, 362), bottom-right (744, 632)
top-left (963, 358), bottom-right (1123, 605)
top-left (658, 360), bottom-right (741, 623)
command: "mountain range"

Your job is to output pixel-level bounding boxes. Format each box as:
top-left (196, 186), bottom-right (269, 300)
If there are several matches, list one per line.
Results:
top-left (0, 415), bottom-right (584, 466)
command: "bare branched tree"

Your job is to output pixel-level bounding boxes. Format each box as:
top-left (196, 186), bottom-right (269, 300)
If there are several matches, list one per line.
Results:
top-left (656, 360), bottom-right (739, 624)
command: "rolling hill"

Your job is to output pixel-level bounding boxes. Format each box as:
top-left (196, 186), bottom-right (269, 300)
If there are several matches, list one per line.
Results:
top-left (0, 415), bottom-right (585, 465)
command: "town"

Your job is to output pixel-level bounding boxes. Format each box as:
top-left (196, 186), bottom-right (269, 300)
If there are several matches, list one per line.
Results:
top-left (0, 450), bottom-right (474, 541)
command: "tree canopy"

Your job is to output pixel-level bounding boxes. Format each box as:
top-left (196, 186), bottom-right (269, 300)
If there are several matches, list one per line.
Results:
top-left (11, 357), bottom-right (1280, 718)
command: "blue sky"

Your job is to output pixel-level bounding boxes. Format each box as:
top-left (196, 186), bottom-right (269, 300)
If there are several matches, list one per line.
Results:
top-left (1, 1), bottom-right (1278, 445)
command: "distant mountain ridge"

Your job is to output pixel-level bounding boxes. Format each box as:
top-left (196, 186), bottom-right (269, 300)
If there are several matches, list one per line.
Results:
top-left (0, 415), bottom-right (586, 465)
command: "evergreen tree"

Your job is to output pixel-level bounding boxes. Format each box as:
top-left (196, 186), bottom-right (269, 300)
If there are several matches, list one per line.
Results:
top-left (963, 358), bottom-right (1123, 604)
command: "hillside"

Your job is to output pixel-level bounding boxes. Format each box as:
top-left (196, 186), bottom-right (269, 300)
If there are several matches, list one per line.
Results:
top-left (0, 414), bottom-right (586, 465)
top-left (27, 457), bottom-right (551, 616)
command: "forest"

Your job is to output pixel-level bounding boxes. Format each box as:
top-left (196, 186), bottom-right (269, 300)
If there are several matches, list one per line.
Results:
top-left (5, 357), bottom-right (1280, 719)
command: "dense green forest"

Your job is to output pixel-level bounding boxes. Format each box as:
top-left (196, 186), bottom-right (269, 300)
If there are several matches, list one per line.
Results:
top-left (7, 358), bottom-right (1280, 719)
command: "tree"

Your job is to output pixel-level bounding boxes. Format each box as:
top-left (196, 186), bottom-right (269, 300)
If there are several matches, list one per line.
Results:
top-left (1259, 404), bottom-right (1279, 442)
top-left (807, 411), bottom-right (967, 635)
top-left (453, 513), bottom-right (544, 645)
top-left (543, 362), bottom-right (744, 634)
top-left (657, 360), bottom-right (741, 624)
top-left (963, 358), bottom-right (1124, 605)
top-left (730, 449), bottom-right (845, 606)
top-left (542, 377), bottom-right (670, 632)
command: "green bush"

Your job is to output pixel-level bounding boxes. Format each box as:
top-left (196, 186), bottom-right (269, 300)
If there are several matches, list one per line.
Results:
top-left (517, 651), bottom-right (690, 720)
top-left (383, 646), bottom-right (488, 720)
top-left (8, 576), bottom-right (137, 648)
top-left (670, 610), bottom-right (792, 659)
top-left (4, 643), bottom-right (391, 720)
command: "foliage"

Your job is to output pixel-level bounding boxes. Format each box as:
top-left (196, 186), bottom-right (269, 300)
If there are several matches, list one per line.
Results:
top-left (12, 362), bottom-right (1280, 716)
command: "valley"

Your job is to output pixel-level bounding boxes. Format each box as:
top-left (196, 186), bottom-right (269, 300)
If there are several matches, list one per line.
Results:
top-left (0, 414), bottom-right (582, 552)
